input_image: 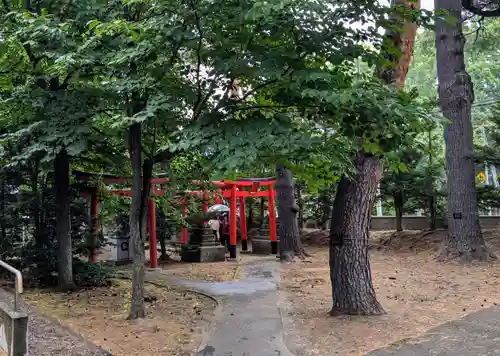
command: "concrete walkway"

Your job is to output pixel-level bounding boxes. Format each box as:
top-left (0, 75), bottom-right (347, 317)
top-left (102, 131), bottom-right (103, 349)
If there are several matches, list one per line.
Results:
top-left (146, 262), bottom-right (292, 356)
top-left (368, 306), bottom-right (500, 356)
top-left (145, 262), bottom-right (500, 356)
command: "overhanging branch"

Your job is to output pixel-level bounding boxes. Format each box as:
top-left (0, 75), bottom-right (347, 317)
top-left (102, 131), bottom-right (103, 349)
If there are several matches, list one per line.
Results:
top-left (462, 0), bottom-right (500, 17)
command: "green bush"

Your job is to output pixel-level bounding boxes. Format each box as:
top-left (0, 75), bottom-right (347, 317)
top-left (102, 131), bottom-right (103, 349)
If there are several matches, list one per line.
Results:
top-left (73, 259), bottom-right (112, 287)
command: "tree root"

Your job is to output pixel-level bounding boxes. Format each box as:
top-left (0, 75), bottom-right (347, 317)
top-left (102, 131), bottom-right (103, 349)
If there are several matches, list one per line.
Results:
top-left (127, 309), bottom-right (146, 320)
top-left (329, 304), bottom-right (386, 317)
top-left (437, 243), bottom-right (498, 263)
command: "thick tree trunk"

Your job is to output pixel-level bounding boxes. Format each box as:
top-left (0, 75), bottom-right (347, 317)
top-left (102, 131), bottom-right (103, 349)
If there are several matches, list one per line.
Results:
top-left (54, 150), bottom-right (75, 291)
top-left (327, 0), bottom-right (419, 316)
top-left (0, 173), bottom-right (5, 246)
top-left (296, 184), bottom-right (304, 230)
top-left (275, 163), bottom-right (308, 261)
top-left (127, 123), bottom-right (148, 320)
top-left (393, 190), bottom-right (404, 232)
top-left (435, 0), bottom-right (495, 261)
top-left (330, 177), bottom-right (349, 237)
top-left (329, 154), bottom-right (385, 315)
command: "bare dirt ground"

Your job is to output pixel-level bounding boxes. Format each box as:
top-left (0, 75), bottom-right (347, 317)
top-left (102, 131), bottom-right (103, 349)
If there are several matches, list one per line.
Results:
top-left (24, 279), bottom-right (217, 356)
top-left (100, 242), bottom-right (242, 282)
top-left (280, 229), bottom-right (500, 356)
top-left (156, 256), bottom-right (242, 282)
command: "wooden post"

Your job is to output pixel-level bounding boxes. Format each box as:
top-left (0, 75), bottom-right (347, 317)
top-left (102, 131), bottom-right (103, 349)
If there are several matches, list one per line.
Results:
top-left (268, 185), bottom-right (278, 254)
top-left (182, 199), bottom-right (188, 243)
top-left (148, 199), bottom-right (158, 268)
top-left (229, 184), bottom-right (237, 259)
top-left (239, 196), bottom-right (248, 251)
top-left (203, 192), bottom-right (209, 213)
top-left (203, 191), bottom-right (209, 224)
top-left (90, 193), bottom-right (99, 263)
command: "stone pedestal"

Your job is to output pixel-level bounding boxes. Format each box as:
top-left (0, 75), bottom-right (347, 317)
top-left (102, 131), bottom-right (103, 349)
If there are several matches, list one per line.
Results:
top-left (251, 224), bottom-right (279, 255)
top-left (181, 226), bottom-right (226, 263)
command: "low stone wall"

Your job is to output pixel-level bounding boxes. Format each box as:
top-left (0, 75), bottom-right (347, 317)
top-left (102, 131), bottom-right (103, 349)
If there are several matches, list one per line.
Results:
top-left (303, 216), bottom-right (500, 231)
top-left (370, 216), bottom-right (500, 230)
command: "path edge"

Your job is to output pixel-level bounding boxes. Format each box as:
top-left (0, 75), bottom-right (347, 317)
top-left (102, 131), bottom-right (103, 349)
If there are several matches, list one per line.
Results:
top-left (141, 278), bottom-right (224, 353)
top-left (275, 264), bottom-right (299, 356)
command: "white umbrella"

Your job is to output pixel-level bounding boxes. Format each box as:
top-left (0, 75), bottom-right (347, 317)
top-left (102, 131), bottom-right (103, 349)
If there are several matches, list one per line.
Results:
top-left (208, 204), bottom-right (230, 213)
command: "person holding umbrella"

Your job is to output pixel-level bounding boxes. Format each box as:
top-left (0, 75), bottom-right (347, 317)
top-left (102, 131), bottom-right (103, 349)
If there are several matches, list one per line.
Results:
top-left (219, 213), bottom-right (230, 251)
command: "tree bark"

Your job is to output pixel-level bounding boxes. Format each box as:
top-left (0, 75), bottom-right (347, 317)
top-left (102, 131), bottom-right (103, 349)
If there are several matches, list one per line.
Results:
top-left (328, 0), bottom-right (419, 316)
top-left (329, 154), bottom-right (385, 315)
top-left (428, 194), bottom-right (437, 230)
top-left (127, 123), bottom-right (150, 320)
top-left (259, 197), bottom-right (265, 228)
top-left (435, 0), bottom-right (495, 261)
top-left (0, 173), bottom-right (5, 247)
top-left (275, 163), bottom-right (308, 261)
top-left (296, 184), bottom-right (304, 231)
top-left (393, 190), bottom-right (404, 232)
top-left (54, 150), bottom-right (75, 291)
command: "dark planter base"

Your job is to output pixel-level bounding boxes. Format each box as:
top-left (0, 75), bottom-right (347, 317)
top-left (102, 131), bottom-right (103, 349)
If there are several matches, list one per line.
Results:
top-left (252, 238), bottom-right (279, 255)
top-left (181, 245), bottom-right (226, 263)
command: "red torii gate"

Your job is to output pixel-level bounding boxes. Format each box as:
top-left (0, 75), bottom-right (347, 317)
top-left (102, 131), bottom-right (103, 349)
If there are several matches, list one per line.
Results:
top-left (73, 172), bottom-right (277, 267)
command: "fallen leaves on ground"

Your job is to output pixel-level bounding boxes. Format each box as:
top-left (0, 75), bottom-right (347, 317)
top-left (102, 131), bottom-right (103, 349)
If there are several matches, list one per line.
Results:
top-left (157, 258), bottom-right (241, 282)
top-left (281, 229), bottom-right (500, 356)
top-left (24, 279), bottom-right (217, 356)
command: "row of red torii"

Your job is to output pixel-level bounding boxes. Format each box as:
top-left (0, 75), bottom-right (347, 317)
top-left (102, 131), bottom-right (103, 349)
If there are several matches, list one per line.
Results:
top-left (74, 172), bottom-right (278, 268)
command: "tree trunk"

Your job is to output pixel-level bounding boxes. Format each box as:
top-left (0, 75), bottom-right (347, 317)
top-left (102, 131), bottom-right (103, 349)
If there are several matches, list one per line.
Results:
top-left (275, 163), bottom-right (308, 261)
top-left (330, 177), bottom-right (348, 237)
top-left (247, 199), bottom-right (254, 227)
top-left (157, 209), bottom-right (168, 261)
top-left (329, 154), bottom-right (385, 315)
top-left (127, 123), bottom-right (149, 320)
top-left (435, 0), bottom-right (495, 261)
top-left (327, 0), bottom-right (419, 316)
top-left (429, 194), bottom-right (436, 230)
top-left (30, 159), bottom-right (43, 248)
top-left (0, 172), bottom-right (5, 244)
top-left (393, 190), bottom-right (404, 232)
top-left (54, 150), bottom-right (75, 291)
top-left (296, 184), bottom-right (304, 230)
top-left (0, 172), bottom-right (5, 250)
top-left (259, 197), bottom-right (265, 228)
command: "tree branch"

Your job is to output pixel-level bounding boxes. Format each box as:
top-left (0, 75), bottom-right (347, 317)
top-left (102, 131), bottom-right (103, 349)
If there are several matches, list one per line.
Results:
top-left (153, 149), bottom-right (176, 164)
top-left (191, 0), bottom-right (204, 119)
top-left (462, 0), bottom-right (500, 17)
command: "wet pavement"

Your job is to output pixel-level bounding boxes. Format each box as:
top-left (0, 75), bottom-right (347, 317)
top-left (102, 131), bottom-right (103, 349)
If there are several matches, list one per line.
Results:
top-left (179, 263), bottom-right (293, 356)
top-left (169, 263), bottom-right (279, 297)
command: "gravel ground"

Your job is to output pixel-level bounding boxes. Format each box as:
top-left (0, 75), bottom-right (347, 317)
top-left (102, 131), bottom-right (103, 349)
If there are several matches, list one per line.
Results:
top-left (0, 288), bottom-right (111, 356)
